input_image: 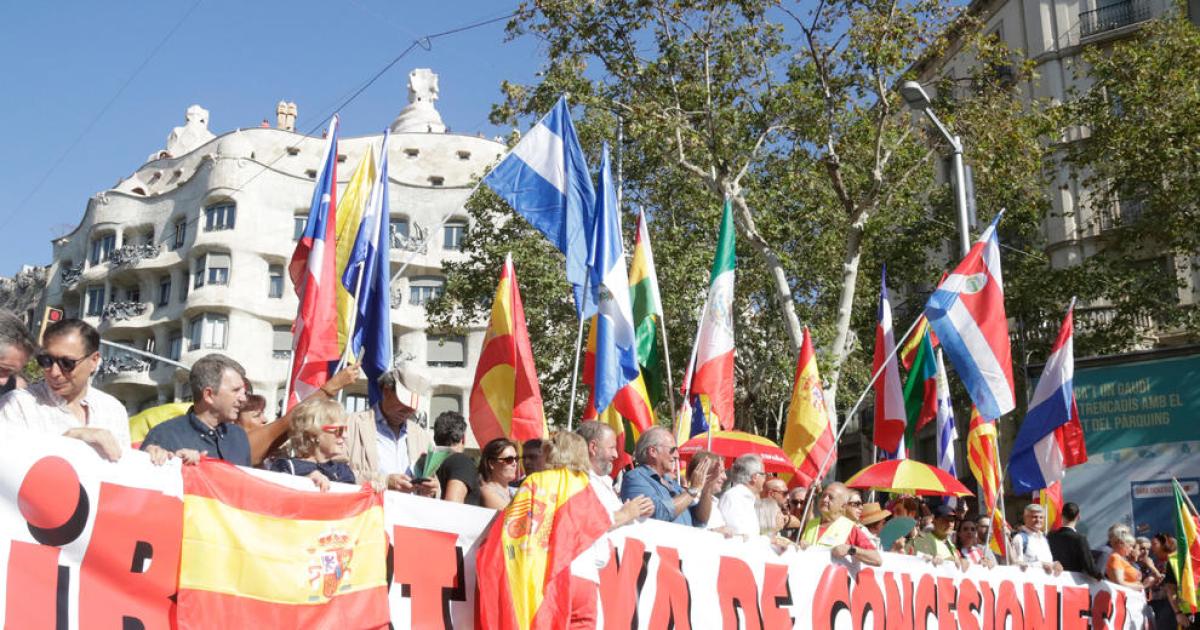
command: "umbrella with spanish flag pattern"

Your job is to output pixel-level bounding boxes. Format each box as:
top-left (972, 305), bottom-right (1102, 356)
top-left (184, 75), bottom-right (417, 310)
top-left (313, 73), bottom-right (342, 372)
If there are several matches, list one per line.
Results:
top-left (678, 430), bottom-right (797, 475)
top-left (845, 459), bottom-right (974, 497)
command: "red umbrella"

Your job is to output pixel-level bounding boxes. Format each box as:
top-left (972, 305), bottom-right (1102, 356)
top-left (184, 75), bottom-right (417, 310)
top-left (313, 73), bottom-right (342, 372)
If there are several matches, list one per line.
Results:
top-left (678, 431), bottom-right (798, 476)
top-left (845, 459), bottom-right (973, 497)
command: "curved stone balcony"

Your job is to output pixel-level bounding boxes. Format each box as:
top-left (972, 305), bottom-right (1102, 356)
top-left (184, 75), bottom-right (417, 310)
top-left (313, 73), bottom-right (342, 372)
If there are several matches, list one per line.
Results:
top-left (60, 264), bottom-right (84, 289)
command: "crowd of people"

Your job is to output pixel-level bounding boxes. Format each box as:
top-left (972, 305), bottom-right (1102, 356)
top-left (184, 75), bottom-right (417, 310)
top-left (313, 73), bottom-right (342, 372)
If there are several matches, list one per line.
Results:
top-left (0, 314), bottom-right (1194, 628)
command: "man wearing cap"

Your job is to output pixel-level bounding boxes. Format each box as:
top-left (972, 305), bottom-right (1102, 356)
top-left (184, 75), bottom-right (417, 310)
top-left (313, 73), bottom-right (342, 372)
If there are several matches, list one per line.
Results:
top-left (799, 482), bottom-right (883, 566)
top-left (344, 365), bottom-right (437, 496)
top-left (908, 504), bottom-right (969, 570)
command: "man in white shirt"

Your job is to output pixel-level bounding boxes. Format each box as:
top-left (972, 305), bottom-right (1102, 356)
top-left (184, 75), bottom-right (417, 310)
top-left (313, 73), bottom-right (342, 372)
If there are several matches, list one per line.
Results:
top-left (719, 454), bottom-right (767, 537)
top-left (0, 319), bottom-right (129, 461)
top-left (1010, 503), bottom-right (1063, 575)
top-left (576, 421), bottom-right (653, 526)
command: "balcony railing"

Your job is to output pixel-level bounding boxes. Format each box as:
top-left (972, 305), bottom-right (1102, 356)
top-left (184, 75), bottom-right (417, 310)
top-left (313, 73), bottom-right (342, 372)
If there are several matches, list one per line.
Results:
top-left (1080, 0), bottom-right (1152, 38)
top-left (109, 243), bottom-right (162, 268)
top-left (60, 264), bottom-right (83, 287)
top-left (390, 223), bottom-right (428, 254)
top-left (101, 301), bottom-right (150, 322)
top-left (97, 353), bottom-right (152, 377)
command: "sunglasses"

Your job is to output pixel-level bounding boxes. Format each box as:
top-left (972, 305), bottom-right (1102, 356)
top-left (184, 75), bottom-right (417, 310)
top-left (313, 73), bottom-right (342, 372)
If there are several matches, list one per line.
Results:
top-left (496, 456), bottom-right (519, 465)
top-left (847, 501), bottom-right (864, 508)
top-left (320, 425), bottom-right (346, 437)
top-left (789, 499), bottom-right (806, 507)
top-left (36, 353), bottom-right (89, 374)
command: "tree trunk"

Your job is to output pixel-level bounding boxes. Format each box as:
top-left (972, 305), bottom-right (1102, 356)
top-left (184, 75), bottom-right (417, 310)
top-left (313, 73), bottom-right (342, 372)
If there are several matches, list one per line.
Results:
top-left (730, 194), bottom-right (804, 354)
top-left (825, 217), bottom-right (868, 425)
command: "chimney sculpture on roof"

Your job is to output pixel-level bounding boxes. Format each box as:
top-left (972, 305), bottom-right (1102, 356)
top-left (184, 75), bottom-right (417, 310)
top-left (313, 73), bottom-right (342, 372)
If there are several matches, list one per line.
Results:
top-left (390, 69), bottom-right (446, 133)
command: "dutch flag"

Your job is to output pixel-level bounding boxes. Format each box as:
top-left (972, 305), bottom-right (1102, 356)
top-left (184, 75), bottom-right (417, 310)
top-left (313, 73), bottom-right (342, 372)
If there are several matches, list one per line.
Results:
top-left (924, 213), bottom-right (1015, 421)
top-left (1009, 305), bottom-right (1088, 492)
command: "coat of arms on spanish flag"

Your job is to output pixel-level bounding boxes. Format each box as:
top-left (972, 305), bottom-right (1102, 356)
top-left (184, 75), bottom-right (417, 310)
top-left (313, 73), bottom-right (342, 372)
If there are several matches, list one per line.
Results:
top-left (176, 461), bottom-right (389, 628)
top-left (476, 468), bottom-right (610, 629)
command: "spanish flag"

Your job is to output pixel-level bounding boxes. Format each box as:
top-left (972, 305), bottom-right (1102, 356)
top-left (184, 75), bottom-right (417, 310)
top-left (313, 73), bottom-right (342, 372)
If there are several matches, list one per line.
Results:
top-left (781, 327), bottom-right (834, 485)
top-left (476, 469), bottom-right (611, 630)
top-left (469, 254), bottom-right (547, 446)
top-left (177, 461), bottom-right (389, 628)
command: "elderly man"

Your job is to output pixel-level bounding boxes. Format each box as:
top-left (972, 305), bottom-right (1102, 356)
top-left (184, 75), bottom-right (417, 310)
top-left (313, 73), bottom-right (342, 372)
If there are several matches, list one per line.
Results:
top-left (0, 318), bottom-right (130, 461)
top-left (141, 354), bottom-right (250, 466)
top-left (1010, 504), bottom-right (1063, 574)
top-left (576, 421), bottom-right (654, 527)
top-left (909, 504), bottom-right (969, 570)
top-left (0, 310), bottom-right (35, 394)
top-left (720, 454), bottom-right (767, 537)
top-left (619, 426), bottom-right (712, 526)
top-left (799, 482), bottom-right (882, 566)
top-left (344, 364), bottom-right (437, 496)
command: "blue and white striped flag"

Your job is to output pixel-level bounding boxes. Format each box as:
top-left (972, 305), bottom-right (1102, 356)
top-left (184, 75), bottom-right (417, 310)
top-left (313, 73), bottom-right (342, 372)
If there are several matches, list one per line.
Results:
top-left (483, 96), bottom-right (597, 318)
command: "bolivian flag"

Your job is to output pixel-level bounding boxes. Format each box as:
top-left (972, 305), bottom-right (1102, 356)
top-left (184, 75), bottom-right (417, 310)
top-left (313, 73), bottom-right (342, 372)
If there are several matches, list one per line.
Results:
top-left (1173, 479), bottom-right (1200, 614)
top-left (476, 469), bottom-right (611, 630)
top-left (177, 461), bottom-right (389, 628)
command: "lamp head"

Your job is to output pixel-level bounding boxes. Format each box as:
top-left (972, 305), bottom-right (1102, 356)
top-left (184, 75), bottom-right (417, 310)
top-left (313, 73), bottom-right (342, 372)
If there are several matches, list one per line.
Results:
top-left (900, 81), bottom-right (931, 111)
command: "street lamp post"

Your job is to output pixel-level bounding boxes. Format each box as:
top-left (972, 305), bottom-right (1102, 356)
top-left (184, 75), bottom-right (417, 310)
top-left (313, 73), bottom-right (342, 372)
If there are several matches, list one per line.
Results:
top-left (901, 80), bottom-right (971, 258)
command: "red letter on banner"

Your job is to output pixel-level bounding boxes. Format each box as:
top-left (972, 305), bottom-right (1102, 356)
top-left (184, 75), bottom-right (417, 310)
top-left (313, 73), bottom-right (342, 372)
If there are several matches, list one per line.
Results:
top-left (760, 562), bottom-right (794, 628)
top-left (79, 483), bottom-right (184, 630)
top-left (851, 569), bottom-right (885, 630)
top-left (1023, 584), bottom-right (1058, 630)
top-left (884, 572), bottom-right (915, 630)
top-left (1091, 590), bottom-right (1113, 630)
top-left (914, 574), bottom-right (937, 630)
top-left (957, 579), bottom-right (982, 630)
top-left (811, 564), bottom-right (850, 630)
top-left (391, 525), bottom-right (464, 629)
top-left (717, 555), bottom-right (763, 629)
top-left (647, 546), bottom-right (692, 630)
top-left (936, 577), bottom-right (958, 630)
top-left (1061, 586), bottom-right (1090, 630)
top-left (994, 581), bottom-right (1024, 630)
top-left (5, 542), bottom-right (61, 628)
top-left (598, 537), bottom-right (648, 630)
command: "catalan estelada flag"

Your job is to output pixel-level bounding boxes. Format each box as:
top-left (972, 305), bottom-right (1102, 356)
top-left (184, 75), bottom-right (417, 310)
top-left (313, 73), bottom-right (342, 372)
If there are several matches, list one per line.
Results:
top-left (1173, 479), bottom-right (1200, 614)
top-left (476, 469), bottom-right (611, 629)
top-left (781, 327), bottom-right (834, 484)
top-left (177, 461), bottom-right (389, 628)
top-left (469, 254), bottom-right (547, 446)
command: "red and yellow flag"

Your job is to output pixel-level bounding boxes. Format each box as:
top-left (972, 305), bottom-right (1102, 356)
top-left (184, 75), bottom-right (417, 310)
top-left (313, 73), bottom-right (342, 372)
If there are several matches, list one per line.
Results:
top-left (967, 406), bottom-right (1007, 556)
top-left (476, 469), bottom-right (611, 630)
top-left (177, 461), bottom-right (388, 628)
top-left (781, 327), bottom-right (834, 485)
top-left (469, 254), bottom-right (547, 446)
top-left (1173, 479), bottom-right (1200, 614)
top-left (582, 317), bottom-right (655, 473)
top-left (1038, 481), bottom-right (1064, 532)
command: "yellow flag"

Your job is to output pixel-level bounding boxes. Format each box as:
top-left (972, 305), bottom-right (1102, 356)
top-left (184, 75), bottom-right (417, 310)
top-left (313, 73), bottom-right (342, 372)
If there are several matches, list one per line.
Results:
top-left (334, 149), bottom-right (378, 354)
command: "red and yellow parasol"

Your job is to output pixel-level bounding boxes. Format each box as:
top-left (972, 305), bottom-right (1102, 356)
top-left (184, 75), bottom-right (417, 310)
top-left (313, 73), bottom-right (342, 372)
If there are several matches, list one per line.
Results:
top-left (845, 459), bottom-right (973, 497)
top-left (678, 430), bottom-right (797, 476)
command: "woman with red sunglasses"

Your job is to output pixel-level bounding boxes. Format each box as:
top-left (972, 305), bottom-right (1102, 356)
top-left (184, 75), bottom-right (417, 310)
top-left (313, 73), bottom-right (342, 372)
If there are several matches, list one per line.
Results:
top-left (269, 398), bottom-right (360, 491)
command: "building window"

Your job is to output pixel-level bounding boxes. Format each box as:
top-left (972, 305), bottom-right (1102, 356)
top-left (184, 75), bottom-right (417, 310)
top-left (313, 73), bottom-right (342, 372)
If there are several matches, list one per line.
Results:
top-left (408, 276), bottom-right (445, 305)
top-left (90, 234), bottom-right (116, 265)
top-left (179, 270), bottom-right (189, 301)
top-left (144, 337), bottom-right (156, 354)
top-left (204, 203), bottom-right (236, 232)
top-left (85, 286), bottom-right (105, 317)
top-left (426, 335), bottom-right (466, 368)
top-left (158, 276), bottom-right (171, 306)
top-left (268, 264), bottom-right (284, 298)
top-left (443, 221), bottom-right (466, 251)
top-left (194, 252), bottom-right (231, 288)
top-left (293, 215), bottom-right (308, 241)
top-left (272, 325), bottom-right (292, 358)
top-left (345, 394), bottom-right (370, 413)
top-left (168, 331), bottom-right (183, 361)
top-left (430, 393), bottom-right (462, 419)
top-left (172, 219), bottom-right (187, 250)
top-left (126, 286), bottom-right (141, 304)
top-left (189, 314), bottom-right (228, 350)
top-left (390, 219), bottom-right (410, 239)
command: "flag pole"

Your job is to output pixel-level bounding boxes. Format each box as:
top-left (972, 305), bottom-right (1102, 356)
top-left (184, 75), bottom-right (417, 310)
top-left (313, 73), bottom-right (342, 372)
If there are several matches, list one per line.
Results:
top-left (565, 276), bottom-right (591, 431)
top-left (336, 260), bottom-right (367, 373)
top-left (676, 317), bottom-right (702, 442)
top-left (796, 312), bottom-right (924, 536)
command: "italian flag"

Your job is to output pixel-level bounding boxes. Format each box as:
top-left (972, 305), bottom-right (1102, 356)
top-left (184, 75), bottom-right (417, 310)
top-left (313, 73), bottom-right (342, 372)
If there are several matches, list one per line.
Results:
top-left (683, 200), bottom-right (736, 430)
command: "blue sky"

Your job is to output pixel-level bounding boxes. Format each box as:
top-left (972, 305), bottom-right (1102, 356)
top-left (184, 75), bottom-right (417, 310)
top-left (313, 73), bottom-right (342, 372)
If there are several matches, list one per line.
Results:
top-left (0, 0), bottom-right (535, 275)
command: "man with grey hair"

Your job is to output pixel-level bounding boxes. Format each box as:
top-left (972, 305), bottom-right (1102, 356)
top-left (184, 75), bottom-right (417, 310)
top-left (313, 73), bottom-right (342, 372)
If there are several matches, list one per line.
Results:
top-left (1010, 503), bottom-right (1062, 574)
top-left (577, 421), bottom-right (655, 527)
top-left (719, 454), bottom-right (767, 537)
top-left (344, 363), bottom-right (436, 496)
top-left (619, 426), bottom-right (712, 526)
top-left (0, 309), bottom-right (35, 394)
top-left (141, 353), bottom-right (249, 466)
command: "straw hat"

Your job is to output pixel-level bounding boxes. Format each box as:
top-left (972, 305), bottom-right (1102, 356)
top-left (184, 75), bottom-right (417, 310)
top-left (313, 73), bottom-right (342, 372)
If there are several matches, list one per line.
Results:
top-left (860, 502), bottom-right (891, 526)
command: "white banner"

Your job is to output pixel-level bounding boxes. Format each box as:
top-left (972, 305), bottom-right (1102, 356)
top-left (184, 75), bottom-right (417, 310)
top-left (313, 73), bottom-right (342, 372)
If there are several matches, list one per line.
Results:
top-left (0, 434), bottom-right (1146, 629)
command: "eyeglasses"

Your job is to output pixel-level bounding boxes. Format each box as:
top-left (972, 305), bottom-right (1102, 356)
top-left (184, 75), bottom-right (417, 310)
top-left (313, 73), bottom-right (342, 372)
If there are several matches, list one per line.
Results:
top-left (495, 456), bottom-right (519, 465)
top-left (788, 499), bottom-right (806, 507)
top-left (847, 501), bottom-right (864, 508)
top-left (320, 425), bottom-right (346, 437)
top-left (36, 352), bottom-right (89, 374)
top-left (654, 443), bottom-right (678, 455)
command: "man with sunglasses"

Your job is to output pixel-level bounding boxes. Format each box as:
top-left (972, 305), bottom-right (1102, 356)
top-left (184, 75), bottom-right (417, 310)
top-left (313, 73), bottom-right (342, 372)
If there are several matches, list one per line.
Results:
top-left (619, 426), bottom-right (713, 526)
top-left (140, 354), bottom-right (250, 466)
top-left (0, 318), bottom-right (130, 461)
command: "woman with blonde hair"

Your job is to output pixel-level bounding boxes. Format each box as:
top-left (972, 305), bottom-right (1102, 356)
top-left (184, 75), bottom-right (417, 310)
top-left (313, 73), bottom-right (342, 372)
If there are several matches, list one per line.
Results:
top-left (269, 398), bottom-right (358, 491)
top-left (543, 431), bottom-right (590, 473)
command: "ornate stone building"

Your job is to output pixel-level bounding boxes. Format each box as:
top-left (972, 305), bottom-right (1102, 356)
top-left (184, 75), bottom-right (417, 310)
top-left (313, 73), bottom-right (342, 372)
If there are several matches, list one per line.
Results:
top-left (43, 69), bottom-right (502, 432)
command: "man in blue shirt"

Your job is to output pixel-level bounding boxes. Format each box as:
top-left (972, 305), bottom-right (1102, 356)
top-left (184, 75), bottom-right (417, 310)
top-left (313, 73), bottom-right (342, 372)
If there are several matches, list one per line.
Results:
top-left (620, 426), bottom-right (713, 526)
top-left (141, 354), bottom-right (250, 466)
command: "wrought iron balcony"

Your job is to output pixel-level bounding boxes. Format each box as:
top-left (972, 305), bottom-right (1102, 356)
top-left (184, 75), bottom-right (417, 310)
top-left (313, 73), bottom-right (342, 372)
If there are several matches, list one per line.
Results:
top-left (109, 243), bottom-right (163, 268)
top-left (97, 353), bottom-right (152, 377)
top-left (390, 223), bottom-right (428, 254)
top-left (1080, 0), bottom-right (1151, 38)
top-left (60, 264), bottom-right (83, 287)
top-left (101, 301), bottom-right (150, 322)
